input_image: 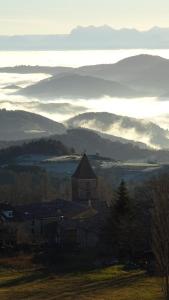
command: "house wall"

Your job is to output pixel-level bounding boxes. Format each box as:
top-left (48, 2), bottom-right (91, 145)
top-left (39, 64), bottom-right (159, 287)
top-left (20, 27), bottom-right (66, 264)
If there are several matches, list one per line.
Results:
top-left (0, 221), bottom-right (17, 247)
top-left (16, 217), bottom-right (59, 245)
top-left (77, 227), bottom-right (98, 248)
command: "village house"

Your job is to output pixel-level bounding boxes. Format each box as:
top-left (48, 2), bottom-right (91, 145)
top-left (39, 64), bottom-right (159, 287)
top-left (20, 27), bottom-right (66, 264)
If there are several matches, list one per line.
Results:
top-left (0, 203), bottom-right (17, 248)
top-left (0, 154), bottom-right (108, 249)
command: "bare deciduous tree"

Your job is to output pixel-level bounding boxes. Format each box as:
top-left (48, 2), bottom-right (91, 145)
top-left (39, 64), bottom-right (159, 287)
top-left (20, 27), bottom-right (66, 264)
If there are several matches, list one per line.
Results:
top-left (151, 175), bottom-right (169, 300)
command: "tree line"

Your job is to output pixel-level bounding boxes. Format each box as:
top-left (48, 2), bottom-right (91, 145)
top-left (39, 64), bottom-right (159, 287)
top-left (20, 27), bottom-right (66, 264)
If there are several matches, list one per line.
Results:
top-left (104, 175), bottom-right (169, 300)
top-left (0, 139), bottom-right (75, 163)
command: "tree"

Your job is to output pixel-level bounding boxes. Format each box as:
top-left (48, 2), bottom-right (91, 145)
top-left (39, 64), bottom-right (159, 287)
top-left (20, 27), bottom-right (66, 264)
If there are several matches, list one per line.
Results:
top-left (114, 180), bottom-right (130, 216)
top-left (103, 180), bottom-right (133, 260)
top-left (97, 176), bottom-right (114, 205)
top-left (151, 175), bottom-right (169, 300)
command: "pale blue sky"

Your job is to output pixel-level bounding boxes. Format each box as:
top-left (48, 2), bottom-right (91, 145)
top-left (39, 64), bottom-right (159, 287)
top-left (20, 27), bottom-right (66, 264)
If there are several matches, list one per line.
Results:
top-left (0, 0), bottom-right (169, 35)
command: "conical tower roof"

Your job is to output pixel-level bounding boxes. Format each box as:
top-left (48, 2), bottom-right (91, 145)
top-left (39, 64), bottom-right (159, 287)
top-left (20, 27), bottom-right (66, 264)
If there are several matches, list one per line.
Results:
top-left (72, 154), bottom-right (97, 179)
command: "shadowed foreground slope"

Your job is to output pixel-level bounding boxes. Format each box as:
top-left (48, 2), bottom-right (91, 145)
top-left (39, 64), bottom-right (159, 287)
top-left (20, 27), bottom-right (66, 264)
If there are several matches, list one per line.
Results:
top-left (0, 257), bottom-right (163, 300)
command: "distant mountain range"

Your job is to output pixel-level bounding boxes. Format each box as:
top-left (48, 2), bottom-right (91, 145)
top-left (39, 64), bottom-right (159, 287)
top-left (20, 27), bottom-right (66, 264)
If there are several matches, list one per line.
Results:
top-left (0, 66), bottom-right (73, 75)
top-left (1, 26), bottom-right (169, 50)
top-left (16, 55), bottom-right (169, 99)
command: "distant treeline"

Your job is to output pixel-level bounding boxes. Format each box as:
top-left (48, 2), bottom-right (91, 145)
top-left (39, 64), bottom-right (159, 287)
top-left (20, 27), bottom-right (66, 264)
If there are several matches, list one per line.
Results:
top-left (0, 139), bottom-right (75, 163)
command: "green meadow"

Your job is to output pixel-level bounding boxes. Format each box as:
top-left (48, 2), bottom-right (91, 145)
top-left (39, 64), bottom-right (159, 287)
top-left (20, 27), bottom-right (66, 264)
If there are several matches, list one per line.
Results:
top-left (0, 256), bottom-right (163, 300)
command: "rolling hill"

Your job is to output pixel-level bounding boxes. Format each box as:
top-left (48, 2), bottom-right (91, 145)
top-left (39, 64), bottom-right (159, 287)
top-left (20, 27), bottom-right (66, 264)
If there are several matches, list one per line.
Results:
top-left (0, 139), bottom-right (74, 163)
top-left (66, 112), bottom-right (169, 149)
top-left (77, 55), bottom-right (169, 96)
top-left (16, 54), bottom-right (169, 99)
top-left (50, 128), bottom-right (169, 162)
top-left (18, 73), bottom-right (140, 99)
top-left (0, 66), bottom-right (72, 75)
top-left (0, 109), bottom-right (66, 141)
top-left (1, 125), bottom-right (169, 163)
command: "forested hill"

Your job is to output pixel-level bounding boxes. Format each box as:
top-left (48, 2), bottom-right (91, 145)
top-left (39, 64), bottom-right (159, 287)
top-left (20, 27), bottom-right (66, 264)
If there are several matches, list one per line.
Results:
top-left (0, 139), bottom-right (75, 163)
top-left (1, 128), bottom-right (169, 163)
top-left (51, 128), bottom-right (169, 162)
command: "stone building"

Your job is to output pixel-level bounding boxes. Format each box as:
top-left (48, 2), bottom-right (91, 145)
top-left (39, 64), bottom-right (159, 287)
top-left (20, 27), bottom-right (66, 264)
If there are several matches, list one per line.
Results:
top-left (0, 154), bottom-right (108, 250)
top-left (71, 153), bottom-right (98, 205)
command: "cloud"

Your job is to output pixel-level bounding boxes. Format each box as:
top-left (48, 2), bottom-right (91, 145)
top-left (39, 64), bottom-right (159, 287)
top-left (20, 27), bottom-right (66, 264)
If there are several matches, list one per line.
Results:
top-left (70, 117), bottom-right (157, 148)
top-left (0, 99), bottom-right (88, 122)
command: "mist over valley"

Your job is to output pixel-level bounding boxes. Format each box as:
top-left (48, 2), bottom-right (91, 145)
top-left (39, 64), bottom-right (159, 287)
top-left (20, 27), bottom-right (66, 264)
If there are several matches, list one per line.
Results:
top-left (1, 50), bottom-right (169, 155)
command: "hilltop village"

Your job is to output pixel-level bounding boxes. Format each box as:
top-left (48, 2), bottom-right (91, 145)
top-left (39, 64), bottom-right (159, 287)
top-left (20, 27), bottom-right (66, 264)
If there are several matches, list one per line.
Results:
top-left (0, 154), bottom-right (109, 250)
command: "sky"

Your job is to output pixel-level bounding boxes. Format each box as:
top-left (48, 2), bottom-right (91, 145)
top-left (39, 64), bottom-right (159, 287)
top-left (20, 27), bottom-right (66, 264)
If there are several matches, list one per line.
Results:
top-left (0, 0), bottom-right (169, 35)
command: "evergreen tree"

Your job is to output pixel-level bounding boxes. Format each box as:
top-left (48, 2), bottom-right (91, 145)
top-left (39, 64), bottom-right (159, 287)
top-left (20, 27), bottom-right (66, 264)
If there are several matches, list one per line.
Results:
top-left (103, 180), bottom-right (133, 260)
top-left (114, 180), bottom-right (130, 216)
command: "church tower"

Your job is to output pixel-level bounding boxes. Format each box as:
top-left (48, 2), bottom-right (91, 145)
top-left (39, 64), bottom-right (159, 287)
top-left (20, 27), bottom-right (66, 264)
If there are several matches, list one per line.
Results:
top-left (72, 154), bottom-right (97, 204)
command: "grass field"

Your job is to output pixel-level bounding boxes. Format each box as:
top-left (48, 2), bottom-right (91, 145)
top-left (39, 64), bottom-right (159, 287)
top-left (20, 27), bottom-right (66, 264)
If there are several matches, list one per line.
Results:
top-left (0, 255), bottom-right (164, 300)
